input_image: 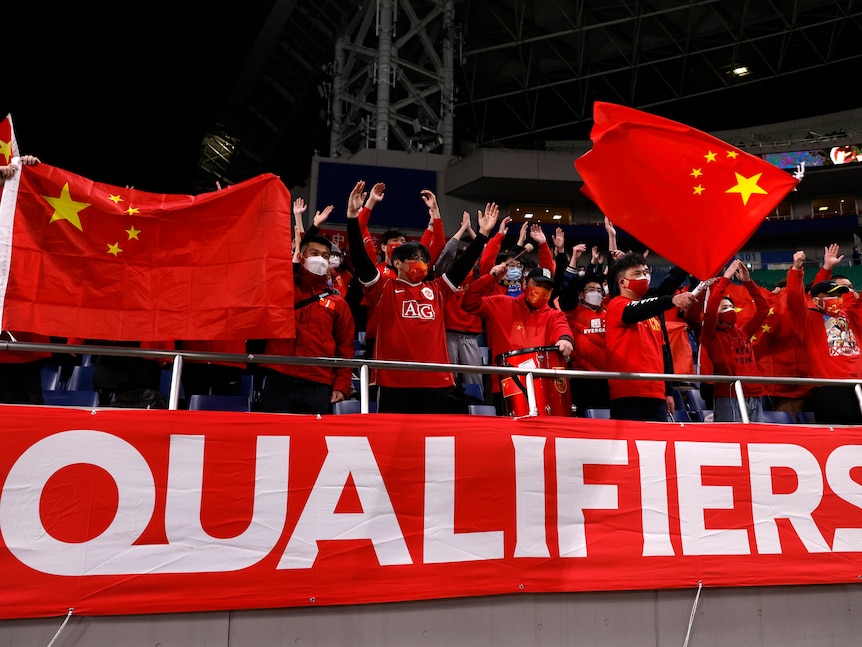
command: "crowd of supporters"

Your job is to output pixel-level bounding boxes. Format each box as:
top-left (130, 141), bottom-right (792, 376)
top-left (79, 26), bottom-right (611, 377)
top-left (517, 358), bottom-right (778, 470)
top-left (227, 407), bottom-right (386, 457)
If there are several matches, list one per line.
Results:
top-left (2, 160), bottom-right (861, 423)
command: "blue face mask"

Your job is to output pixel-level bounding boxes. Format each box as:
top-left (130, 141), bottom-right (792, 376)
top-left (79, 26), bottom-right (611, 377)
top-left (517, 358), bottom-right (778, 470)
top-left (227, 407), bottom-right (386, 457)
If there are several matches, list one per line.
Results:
top-left (505, 267), bottom-right (523, 281)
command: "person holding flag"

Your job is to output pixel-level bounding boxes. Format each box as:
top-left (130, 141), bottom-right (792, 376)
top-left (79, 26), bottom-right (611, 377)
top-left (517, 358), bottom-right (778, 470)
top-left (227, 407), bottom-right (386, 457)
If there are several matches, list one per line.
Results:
top-left (605, 252), bottom-right (698, 421)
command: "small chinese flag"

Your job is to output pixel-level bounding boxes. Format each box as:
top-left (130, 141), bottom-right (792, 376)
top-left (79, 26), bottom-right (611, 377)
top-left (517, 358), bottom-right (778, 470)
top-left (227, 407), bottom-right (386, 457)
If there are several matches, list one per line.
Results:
top-left (575, 102), bottom-right (799, 279)
top-left (0, 114), bottom-right (19, 165)
top-left (0, 162), bottom-right (295, 341)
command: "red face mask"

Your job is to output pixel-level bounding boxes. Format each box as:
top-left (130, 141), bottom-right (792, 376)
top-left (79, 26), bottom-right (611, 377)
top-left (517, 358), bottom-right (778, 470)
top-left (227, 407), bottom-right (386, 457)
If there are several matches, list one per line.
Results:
top-left (623, 276), bottom-right (650, 299)
top-left (525, 285), bottom-right (551, 308)
top-left (404, 260), bottom-right (428, 282)
top-left (718, 309), bottom-right (737, 326)
top-left (819, 296), bottom-right (843, 316)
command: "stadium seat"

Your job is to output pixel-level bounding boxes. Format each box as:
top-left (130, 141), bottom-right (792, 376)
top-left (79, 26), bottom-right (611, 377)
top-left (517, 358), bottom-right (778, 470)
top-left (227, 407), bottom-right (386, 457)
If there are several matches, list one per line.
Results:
top-left (684, 388), bottom-right (707, 414)
top-left (187, 394), bottom-right (251, 412)
top-left (582, 408), bottom-right (611, 419)
top-left (669, 409), bottom-right (693, 422)
top-left (42, 389), bottom-right (100, 408)
top-left (797, 411), bottom-right (817, 424)
top-left (467, 404), bottom-right (497, 416)
top-left (333, 399), bottom-right (362, 414)
top-left (40, 364), bottom-right (63, 391)
top-left (463, 382), bottom-right (484, 403)
top-left (66, 365), bottom-right (95, 391)
top-left (760, 410), bottom-right (796, 424)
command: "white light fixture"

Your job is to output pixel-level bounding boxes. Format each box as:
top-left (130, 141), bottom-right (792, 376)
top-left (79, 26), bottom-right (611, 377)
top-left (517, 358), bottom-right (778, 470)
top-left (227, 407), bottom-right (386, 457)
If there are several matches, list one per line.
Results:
top-left (552, 214), bottom-right (562, 220)
top-left (732, 66), bottom-right (750, 77)
top-left (818, 206), bottom-right (829, 211)
top-left (524, 213), bottom-right (534, 219)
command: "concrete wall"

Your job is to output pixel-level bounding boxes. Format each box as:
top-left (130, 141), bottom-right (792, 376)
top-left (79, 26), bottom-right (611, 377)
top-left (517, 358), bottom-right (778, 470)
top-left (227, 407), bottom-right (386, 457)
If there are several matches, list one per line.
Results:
top-left (3, 585), bottom-right (861, 646)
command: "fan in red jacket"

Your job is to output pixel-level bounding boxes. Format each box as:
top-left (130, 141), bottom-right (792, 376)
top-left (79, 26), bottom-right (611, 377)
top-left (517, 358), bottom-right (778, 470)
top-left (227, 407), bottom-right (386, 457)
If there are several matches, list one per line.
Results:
top-left (462, 264), bottom-right (574, 415)
top-left (259, 234), bottom-right (355, 414)
top-left (787, 249), bottom-right (862, 424)
top-left (699, 260), bottom-right (769, 422)
top-left (346, 180), bottom-right (498, 414)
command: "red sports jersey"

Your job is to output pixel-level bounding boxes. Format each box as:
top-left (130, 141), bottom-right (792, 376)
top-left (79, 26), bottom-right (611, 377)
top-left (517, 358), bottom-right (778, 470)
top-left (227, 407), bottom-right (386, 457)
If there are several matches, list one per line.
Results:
top-left (565, 303), bottom-right (607, 371)
top-left (605, 296), bottom-right (667, 400)
top-left (363, 273), bottom-right (457, 388)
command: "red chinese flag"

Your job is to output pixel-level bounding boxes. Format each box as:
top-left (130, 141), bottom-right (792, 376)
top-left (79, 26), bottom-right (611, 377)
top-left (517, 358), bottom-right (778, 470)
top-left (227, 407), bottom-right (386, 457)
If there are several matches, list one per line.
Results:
top-left (0, 114), bottom-right (18, 165)
top-left (575, 102), bottom-right (799, 279)
top-left (0, 163), bottom-right (295, 341)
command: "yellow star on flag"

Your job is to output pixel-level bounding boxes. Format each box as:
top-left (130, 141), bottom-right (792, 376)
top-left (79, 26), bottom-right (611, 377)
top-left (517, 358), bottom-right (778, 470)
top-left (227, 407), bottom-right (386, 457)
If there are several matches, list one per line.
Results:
top-left (726, 150), bottom-right (738, 159)
top-left (761, 322), bottom-right (773, 334)
top-left (109, 194), bottom-right (124, 204)
top-left (46, 183), bottom-right (90, 232)
top-left (725, 172), bottom-right (768, 206)
top-left (704, 150), bottom-right (717, 162)
top-left (0, 138), bottom-right (11, 163)
top-left (125, 206), bottom-right (140, 216)
top-left (107, 242), bottom-right (123, 256)
top-left (126, 225), bottom-right (141, 240)
top-left (693, 185), bottom-right (705, 195)
top-left (690, 168), bottom-right (703, 178)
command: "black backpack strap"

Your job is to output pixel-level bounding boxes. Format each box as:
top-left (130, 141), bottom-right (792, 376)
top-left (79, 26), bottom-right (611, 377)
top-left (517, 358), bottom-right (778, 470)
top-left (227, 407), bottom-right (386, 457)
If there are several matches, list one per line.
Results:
top-left (294, 289), bottom-right (334, 311)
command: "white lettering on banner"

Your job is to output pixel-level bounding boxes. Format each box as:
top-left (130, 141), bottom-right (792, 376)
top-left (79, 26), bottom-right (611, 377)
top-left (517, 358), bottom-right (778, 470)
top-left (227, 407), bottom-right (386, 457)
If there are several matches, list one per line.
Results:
top-left (0, 431), bottom-right (290, 575)
top-left (676, 442), bottom-right (751, 555)
top-left (279, 436), bottom-right (410, 568)
top-left (749, 443), bottom-right (829, 554)
top-left (513, 435), bottom-right (550, 558)
top-left (826, 445), bottom-right (862, 551)
top-left (6, 432), bottom-right (862, 578)
top-left (423, 437), bottom-right (504, 563)
top-left (636, 440), bottom-right (675, 556)
top-left (555, 438), bottom-right (628, 558)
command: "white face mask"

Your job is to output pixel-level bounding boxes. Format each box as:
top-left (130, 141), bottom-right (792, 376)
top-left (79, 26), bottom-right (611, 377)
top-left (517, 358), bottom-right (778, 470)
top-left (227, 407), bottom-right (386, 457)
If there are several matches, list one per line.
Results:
top-left (303, 255), bottom-right (329, 276)
top-left (583, 291), bottom-right (603, 307)
top-left (577, 270), bottom-right (586, 277)
top-left (329, 256), bottom-right (341, 270)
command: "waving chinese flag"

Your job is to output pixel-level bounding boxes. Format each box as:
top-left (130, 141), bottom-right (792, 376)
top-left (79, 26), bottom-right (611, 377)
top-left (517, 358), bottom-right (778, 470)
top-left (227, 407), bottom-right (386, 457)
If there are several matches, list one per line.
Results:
top-left (0, 162), bottom-right (295, 341)
top-left (575, 102), bottom-right (799, 279)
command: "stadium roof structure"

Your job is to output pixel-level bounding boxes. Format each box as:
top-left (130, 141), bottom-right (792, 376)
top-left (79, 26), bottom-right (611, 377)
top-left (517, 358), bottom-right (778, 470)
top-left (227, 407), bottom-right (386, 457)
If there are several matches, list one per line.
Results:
top-left (194, 0), bottom-right (862, 191)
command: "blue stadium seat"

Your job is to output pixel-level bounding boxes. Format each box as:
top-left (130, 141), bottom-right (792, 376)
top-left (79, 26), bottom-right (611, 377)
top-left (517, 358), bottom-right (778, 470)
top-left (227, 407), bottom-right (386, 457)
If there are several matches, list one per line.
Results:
top-left (467, 404), bottom-right (497, 416)
top-left (43, 389), bottom-right (100, 408)
top-left (40, 364), bottom-right (63, 391)
top-left (334, 399), bottom-right (362, 414)
top-left (797, 411), bottom-right (817, 424)
top-left (760, 410), bottom-right (795, 424)
top-left (582, 408), bottom-right (611, 419)
top-left (66, 365), bottom-right (95, 391)
top-left (187, 394), bottom-right (251, 412)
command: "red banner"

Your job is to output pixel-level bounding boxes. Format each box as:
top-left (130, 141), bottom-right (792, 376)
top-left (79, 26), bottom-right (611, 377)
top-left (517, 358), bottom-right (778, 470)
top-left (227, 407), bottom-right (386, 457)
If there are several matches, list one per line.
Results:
top-left (1, 406), bottom-right (861, 619)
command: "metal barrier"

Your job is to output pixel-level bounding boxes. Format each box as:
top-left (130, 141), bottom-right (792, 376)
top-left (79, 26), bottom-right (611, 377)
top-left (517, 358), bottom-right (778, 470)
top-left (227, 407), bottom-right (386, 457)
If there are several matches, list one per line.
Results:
top-left (2, 340), bottom-right (861, 421)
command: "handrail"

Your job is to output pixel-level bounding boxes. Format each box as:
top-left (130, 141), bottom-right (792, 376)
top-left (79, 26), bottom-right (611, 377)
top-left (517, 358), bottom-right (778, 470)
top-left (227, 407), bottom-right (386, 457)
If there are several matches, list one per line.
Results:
top-left (2, 341), bottom-right (861, 419)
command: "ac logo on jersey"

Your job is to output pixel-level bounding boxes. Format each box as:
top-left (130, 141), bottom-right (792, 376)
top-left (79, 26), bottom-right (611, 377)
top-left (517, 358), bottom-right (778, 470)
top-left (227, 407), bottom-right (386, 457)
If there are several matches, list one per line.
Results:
top-left (402, 300), bottom-right (436, 320)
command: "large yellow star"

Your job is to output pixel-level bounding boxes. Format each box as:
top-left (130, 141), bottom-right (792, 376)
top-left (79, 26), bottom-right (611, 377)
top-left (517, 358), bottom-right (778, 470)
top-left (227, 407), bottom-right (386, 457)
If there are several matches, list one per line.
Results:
top-left (107, 242), bottom-right (123, 256)
top-left (45, 183), bottom-right (91, 232)
top-left (0, 138), bottom-right (11, 164)
top-left (126, 225), bottom-right (141, 240)
top-left (725, 172), bottom-right (767, 205)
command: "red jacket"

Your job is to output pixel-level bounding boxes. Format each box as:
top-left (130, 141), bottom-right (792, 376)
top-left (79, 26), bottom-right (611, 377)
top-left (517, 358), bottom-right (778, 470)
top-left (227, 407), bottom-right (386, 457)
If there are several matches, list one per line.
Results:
top-left (262, 265), bottom-right (355, 395)
top-left (565, 303), bottom-right (607, 371)
top-left (700, 277), bottom-right (767, 398)
top-left (462, 273), bottom-right (573, 391)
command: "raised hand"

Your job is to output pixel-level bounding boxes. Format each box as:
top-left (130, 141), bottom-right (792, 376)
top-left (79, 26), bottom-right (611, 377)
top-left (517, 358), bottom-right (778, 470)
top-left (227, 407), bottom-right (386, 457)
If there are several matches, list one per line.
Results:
top-left (367, 182), bottom-right (386, 207)
top-left (552, 227), bottom-right (565, 252)
top-left (823, 243), bottom-right (844, 270)
top-left (313, 205), bottom-right (335, 227)
top-left (347, 180), bottom-right (367, 218)
top-left (529, 223), bottom-right (547, 245)
top-left (498, 215), bottom-right (512, 236)
top-left (478, 202), bottom-right (500, 236)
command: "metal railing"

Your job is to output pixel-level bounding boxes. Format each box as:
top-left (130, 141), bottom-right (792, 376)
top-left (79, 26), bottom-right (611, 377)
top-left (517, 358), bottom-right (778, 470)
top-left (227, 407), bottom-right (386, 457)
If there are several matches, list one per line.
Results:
top-left (2, 340), bottom-right (861, 422)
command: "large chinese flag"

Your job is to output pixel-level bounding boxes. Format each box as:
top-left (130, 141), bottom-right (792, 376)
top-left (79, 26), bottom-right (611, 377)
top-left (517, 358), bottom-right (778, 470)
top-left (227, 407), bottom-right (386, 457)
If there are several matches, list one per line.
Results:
top-left (0, 162), bottom-right (295, 341)
top-left (575, 102), bottom-right (799, 279)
